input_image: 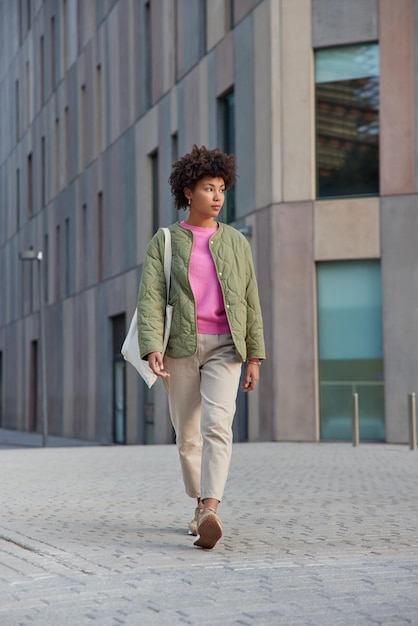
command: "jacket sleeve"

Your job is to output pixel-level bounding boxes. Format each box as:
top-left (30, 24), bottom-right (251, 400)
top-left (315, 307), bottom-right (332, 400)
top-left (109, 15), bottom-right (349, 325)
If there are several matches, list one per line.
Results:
top-left (244, 242), bottom-right (266, 360)
top-left (137, 231), bottom-right (167, 359)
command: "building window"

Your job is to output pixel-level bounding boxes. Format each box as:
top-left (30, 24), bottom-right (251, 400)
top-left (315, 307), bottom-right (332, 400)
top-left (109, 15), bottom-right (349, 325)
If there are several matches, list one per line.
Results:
top-left (199, 0), bottom-right (207, 58)
top-left (26, 61), bottom-right (30, 126)
top-left (44, 233), bottom-right (49, 303)
top-left (40, 35), bottom-right (45, 106)
top-left (19, 0), bottom-right (24, 44)
top-left (112, 314), bottom-right (126, 444)
top-left (82, 203), bottom-right (87, 288)
top-left (96, 64), bottom-right (103, 154)
top-left (41, 136), bottom-right (46, 207)
top-left (317, 260), bottom-right (384, 441)
top-left (171, 133), bottom-right (178, 220)
top-left (218, 89), bottom-right (235, 222)
top-left (64, 106), bottom-right (69, 182)
top-left (55, 117), bottom-right (60, 193)
top-left (80, 84), bottom-right (86, 169)
top-left (171, 132), bottom-right (178, 163)
top-left (16, 168), bottom-right (21, 229)
top-left (19, 0), bottom-right (31, 41)
top-left (55, 225), bottom-right (61, 300)
top-left (29, 340), bottom-right (38, 432)
top-left (65, 217), bottom-right (70, 296)
top-left (63, 0), bottom-right (68, 71)
top-left (225, 0), bottom-right (234, 32)
top-left (27, 0), bottom-right (31, 29)
top-left (15, 79), bottom-right (20, 140)
top-left (29, 251), bottom-right (34, 312)
top-left (144, 385), bottom-right (154, 444)
top-left (97, 191), bottom-right (103, 281)
top-left (143, 0), bottom-right (152, 109)
top-left (150, 151), bottom-right (159, 233)
top-left (50, 16), bottom-right (56, 89)
top-left (27, 152), bottom-right (33, 218)
top-left (315, 43), bottom-right (379, 198)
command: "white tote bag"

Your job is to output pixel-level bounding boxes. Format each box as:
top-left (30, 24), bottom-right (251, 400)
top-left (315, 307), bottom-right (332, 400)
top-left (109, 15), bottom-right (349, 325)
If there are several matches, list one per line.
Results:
top-left (121, 228), bottom-right (173, 388)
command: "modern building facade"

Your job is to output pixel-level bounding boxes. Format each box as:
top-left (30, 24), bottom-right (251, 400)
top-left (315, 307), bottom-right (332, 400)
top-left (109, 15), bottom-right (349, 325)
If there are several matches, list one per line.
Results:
top-left (0, 0), bottom-right (417, 445)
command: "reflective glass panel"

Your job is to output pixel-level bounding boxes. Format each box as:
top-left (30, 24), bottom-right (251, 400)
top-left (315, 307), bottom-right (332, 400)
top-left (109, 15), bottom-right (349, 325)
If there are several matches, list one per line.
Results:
top-left (315, 44), bottom-right (379, 198)
top-left (317, 261), bottom-right (385, 441)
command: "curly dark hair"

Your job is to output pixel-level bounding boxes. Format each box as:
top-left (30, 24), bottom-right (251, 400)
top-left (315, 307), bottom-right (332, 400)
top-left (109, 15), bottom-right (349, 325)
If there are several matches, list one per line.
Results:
top-left (169, 145), bottom-right (237, 210)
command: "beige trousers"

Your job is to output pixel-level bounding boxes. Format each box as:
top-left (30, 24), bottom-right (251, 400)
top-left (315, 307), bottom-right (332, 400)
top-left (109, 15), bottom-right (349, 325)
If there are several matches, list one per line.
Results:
top-left (163, 334), bottom-right (242, 502)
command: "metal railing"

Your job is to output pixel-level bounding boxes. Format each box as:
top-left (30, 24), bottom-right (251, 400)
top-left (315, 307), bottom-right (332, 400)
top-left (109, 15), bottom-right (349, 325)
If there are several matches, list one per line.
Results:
top-left (350, 390), bottom-right (417, 450)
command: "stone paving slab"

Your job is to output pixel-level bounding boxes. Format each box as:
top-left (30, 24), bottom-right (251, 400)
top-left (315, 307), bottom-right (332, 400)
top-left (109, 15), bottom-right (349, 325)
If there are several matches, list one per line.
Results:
top-left (0, 442), bottom-right (418, 625)
top-left (0, 427), bottom-right (96, 449)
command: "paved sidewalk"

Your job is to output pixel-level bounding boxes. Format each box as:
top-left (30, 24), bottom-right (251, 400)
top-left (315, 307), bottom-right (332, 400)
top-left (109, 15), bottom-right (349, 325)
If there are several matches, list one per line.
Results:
top-left (0, 427), bottom-right (96, 449)
top-left (1, 440), bottom-right (418, 626)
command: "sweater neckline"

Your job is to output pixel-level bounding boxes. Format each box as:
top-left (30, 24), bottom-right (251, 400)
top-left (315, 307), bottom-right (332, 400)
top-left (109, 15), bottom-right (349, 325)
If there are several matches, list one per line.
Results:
top-left (180, 221), bottom-right (218, 233)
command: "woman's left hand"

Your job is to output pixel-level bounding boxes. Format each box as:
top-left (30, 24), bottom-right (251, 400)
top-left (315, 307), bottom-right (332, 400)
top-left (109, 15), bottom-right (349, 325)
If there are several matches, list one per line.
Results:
top-left (241, 362), bottom-right (260, 392)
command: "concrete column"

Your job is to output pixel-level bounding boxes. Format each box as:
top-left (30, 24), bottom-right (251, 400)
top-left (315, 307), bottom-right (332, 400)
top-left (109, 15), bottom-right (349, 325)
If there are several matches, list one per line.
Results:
top-left (380, 0), bottom-right (415, 195)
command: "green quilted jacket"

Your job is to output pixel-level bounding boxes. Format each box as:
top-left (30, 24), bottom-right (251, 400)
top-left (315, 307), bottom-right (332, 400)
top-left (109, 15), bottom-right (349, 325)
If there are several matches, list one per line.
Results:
top-left (137, 222), bottom-right (265, 362)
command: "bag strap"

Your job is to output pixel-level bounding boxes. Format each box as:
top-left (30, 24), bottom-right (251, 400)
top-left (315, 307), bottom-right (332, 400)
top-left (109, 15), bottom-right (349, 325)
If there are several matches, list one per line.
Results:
top-left (160, 227), bottom-right (172, 304)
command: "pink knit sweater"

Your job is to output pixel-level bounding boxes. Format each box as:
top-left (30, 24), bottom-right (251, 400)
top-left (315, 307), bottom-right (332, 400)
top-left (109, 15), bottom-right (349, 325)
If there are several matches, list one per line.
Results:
top-left (180, 222), bottom-right (231, 334)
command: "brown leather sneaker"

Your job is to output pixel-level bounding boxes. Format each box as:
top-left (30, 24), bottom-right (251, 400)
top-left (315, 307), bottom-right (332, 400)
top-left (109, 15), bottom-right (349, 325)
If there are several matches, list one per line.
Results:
top-left (188, 503), bottom-right (203, 536)
top-left (193, 507), bottom-right (223, 549)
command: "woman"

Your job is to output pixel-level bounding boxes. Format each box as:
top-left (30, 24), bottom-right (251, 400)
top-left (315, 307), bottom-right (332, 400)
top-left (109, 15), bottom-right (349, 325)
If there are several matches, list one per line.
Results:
top-left (137, 145), bottom-right (265, 549)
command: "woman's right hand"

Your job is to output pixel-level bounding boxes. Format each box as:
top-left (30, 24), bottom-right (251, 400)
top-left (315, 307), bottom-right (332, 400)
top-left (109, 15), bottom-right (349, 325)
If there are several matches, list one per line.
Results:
top-left (147, 352), bottom-right (170, 378)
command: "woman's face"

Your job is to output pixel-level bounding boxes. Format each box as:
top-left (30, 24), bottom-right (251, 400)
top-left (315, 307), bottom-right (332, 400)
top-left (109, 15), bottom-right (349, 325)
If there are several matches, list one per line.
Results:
top-left (184, 176), bottom-right (226, 224)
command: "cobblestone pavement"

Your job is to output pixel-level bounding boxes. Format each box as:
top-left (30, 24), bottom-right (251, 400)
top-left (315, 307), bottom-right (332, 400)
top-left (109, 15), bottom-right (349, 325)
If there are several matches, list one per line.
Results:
top-left (1, 438), bottom-right (418, 625)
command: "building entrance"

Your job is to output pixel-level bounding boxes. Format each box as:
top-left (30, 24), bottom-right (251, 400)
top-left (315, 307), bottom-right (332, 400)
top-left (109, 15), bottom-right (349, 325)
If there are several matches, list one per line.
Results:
top-left (112, 315), bottom-right (126, 444)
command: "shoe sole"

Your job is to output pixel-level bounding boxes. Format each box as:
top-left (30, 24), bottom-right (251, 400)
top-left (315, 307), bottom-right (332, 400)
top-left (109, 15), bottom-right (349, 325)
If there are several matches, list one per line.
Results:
top-left (193, 513), bottom-right (222, 549)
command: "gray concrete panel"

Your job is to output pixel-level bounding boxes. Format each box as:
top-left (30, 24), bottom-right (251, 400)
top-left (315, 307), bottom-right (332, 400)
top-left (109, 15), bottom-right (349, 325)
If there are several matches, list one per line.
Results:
top-left (176, 79), bottom-right (186, 155)
top-left (2, 322), bottom-right (19, 427)
top-left (183, 66), bottom-right (201, 151)
top-left (157, 94), bottom-right (177, 226)
top-left (381, 195), bottom-right (418, 443)
top-left (234, 14), bottom-right (255, 218)
top-left (206, 51), bottom-right (218, 148)
top-left (271, 202), bottom-right (317, 441)
top-left (73, 292), bottom-right (88, 438)
top-left (312, 0), bottom-right (378, 48)
top-left (120, 128), bottom-right (137, 269)
top-left (256, 207), bottom-right (274, 440)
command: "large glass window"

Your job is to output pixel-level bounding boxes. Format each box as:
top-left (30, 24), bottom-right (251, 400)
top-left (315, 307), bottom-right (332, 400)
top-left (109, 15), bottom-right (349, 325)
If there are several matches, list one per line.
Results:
top-left (27, 152), bottom-right (33, 218)
top-left (150, 150), bottom-right (159, 233)
top-left (317, 260), bottom-right (385, 441)
top-left (315, 43), bottom-right (379, 198)
top-left (218, 90), bottom-right (235, 223)
top-left (112, 315), bottom-right (126, 444)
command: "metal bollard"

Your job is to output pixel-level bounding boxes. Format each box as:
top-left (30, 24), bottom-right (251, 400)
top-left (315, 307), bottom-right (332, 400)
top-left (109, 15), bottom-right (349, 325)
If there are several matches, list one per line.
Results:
top-left (409, 392), bottom-right (417, 451)
top-left (352, 392), bottom-right (359, 447)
